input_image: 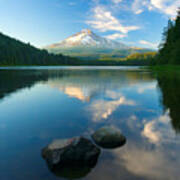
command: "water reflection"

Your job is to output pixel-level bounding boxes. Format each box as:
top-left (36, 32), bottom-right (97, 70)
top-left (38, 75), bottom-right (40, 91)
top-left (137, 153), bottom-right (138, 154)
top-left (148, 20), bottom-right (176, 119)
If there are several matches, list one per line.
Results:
top-left (0, 67), bottom-right (180, 180)
top-left (51, 166), bottom-right (94, 179)
top-left (0, 70), bottom-right (48, 100)
top-left (156, 71), bottom-right (180, 132)
top-left (87, 94), bottom-right (136, 122)
top-left (141, 110), bottom-right (177, 144)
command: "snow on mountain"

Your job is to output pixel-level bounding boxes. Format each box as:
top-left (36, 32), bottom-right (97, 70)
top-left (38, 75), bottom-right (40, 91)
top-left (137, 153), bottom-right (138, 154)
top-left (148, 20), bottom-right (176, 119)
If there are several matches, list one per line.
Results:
top-left (46, 29), bottom-right (128, 49)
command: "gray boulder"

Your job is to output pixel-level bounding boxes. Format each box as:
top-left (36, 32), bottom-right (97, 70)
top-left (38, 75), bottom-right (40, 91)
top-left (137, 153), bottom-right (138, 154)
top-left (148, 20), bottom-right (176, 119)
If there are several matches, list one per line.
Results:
top-left (92, 126), bottom-right (126, 149)
top-left (42, 137), bottom-right (101, 170)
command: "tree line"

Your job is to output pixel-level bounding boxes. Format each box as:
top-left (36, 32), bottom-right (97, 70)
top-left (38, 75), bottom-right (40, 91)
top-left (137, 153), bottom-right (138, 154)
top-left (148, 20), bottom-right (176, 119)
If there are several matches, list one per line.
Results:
top-left (0, 32), bottom-right (84, 66)
top-left (0, 31), bottom-right (155, 66)
top-left (98, 52), bottom-right (156, 65)
top-left (152, 8), bottom-right (180, 65)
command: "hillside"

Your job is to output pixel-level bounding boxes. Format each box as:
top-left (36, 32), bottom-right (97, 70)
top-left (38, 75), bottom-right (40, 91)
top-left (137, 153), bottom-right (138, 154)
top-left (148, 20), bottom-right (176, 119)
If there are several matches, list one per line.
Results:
top-left (0, 32), bottom-right (79, 65)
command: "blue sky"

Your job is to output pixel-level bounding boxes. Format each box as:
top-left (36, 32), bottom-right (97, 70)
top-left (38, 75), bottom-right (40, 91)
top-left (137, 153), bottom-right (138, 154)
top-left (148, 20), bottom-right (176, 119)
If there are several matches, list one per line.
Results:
top-left (0, 0), bottom-right (179, 48)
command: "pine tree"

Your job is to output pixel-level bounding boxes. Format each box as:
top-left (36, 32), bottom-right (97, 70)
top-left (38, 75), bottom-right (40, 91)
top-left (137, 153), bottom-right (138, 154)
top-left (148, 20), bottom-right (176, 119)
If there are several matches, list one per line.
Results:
top-left (0, 32), bottom-right (79, 65)
top-left (157, 8), bottom-right (180, 65)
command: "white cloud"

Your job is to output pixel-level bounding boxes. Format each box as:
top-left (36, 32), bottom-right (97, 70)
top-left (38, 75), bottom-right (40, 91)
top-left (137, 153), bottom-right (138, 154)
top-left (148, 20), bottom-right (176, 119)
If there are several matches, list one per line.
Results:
top-left (135, 9), bottom-right (143, 14)
top-left (152, 0), bottom-right (180, 17)
top-left (132, 0), bottom-right (180, 17)
top-left (150, 0), bottom-right (164, 9)
top-left (112, 0), bottom-right (123, 4)
top-left (132, 0), bottom-right (149, 14)
top-left (105, 33), bottom-right (127, 40)
top-left (86, 6), bottom-right (140, 34)
top-left (139, 40), bottom-right (159, 49)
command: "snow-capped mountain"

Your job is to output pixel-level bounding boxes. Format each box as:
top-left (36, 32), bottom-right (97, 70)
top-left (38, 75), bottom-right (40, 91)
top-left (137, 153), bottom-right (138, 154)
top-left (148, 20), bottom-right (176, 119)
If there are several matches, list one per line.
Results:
top-left (44, 29), bottom-right (151, 60)
top-left (45, 29), bottom-right (128, 49)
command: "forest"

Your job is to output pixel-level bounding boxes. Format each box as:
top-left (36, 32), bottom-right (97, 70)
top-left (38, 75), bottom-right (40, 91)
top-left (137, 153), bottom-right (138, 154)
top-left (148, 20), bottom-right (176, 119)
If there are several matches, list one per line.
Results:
top-left (153, 8), bottom-right (180, 65)
top-left (0, 32), bottom-right (83, 66)
top-left (0, 31), bottom-right (154, 66)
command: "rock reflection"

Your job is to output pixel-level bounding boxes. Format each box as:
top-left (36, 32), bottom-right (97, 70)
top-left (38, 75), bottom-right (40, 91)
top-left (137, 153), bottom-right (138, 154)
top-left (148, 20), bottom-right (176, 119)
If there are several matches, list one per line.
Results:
top-left (47, 163), bottom-right (96, 179)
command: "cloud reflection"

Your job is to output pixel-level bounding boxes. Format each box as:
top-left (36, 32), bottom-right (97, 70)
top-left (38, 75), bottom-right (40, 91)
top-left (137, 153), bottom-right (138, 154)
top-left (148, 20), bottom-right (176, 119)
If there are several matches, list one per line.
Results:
top-left (48, 81), bottom-right (94, 102)
top-left (112, 143), bottom-right (180, 180)
top-left (87, 92), bottom-right (135, 122)
top-left (142, 110), bottom-right (178, 144)
top-left (59, 86), bottom-right (90, 102)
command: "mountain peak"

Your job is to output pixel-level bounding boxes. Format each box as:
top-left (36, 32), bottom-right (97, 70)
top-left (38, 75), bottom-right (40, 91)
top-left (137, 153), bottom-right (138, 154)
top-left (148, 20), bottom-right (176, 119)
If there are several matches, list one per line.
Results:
top-left (81, 29), bottom-right (93, 35)
top-left (45, 29), bottom-right (128, 49)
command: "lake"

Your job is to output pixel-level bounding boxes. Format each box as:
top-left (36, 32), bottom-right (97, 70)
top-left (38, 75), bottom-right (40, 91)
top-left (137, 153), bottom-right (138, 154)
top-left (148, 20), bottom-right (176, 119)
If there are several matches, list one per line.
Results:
top-left (0, 66), bottom-right (180, 180)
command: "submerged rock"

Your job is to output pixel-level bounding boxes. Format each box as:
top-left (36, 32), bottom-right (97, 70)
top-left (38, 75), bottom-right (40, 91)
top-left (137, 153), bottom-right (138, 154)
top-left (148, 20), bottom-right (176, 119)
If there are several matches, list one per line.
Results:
top-left (92, 126), bottom-right (126, 149)
top-left (42, 137), bottom-right (101, 170)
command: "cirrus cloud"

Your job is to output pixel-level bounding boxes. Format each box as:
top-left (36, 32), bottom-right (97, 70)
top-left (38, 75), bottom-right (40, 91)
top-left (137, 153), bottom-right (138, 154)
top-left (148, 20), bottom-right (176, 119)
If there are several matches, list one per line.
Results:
top-left (150, 0), bottom-right (180, 16)
top-left (86, 6), bottom-right (140, 34)
top-left (132, 0), bottom-right (180, 17)
top-left (112, 0), bottom-right (123, 4)
top-left (139, 40), bottom-right (159, 49)
top-left (105, 33), bottom-right (127, 40)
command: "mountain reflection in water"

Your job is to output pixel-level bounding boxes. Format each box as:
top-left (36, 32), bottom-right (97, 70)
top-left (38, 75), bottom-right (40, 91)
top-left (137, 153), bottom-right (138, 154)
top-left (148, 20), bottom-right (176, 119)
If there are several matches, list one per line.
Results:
top-left (0, 67), bottom-right (180, 180)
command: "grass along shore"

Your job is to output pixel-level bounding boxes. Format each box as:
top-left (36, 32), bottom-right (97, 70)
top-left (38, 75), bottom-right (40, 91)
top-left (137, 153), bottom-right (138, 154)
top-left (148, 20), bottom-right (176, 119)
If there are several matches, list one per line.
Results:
top-left (149, 65), bottom-right (180, 72)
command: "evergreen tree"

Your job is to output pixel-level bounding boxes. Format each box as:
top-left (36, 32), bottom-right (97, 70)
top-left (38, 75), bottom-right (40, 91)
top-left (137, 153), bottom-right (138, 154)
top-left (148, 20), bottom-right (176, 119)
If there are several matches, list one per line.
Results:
top-left (157, 8), bottom-right (180, 65)
top-left (0, 32), bottom-right (81, 65)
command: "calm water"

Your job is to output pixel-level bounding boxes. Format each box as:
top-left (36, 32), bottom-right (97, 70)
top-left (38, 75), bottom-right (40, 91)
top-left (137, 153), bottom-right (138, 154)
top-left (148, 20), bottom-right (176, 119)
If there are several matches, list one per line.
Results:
top-left (0, 66), bottom-right (180, 180)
